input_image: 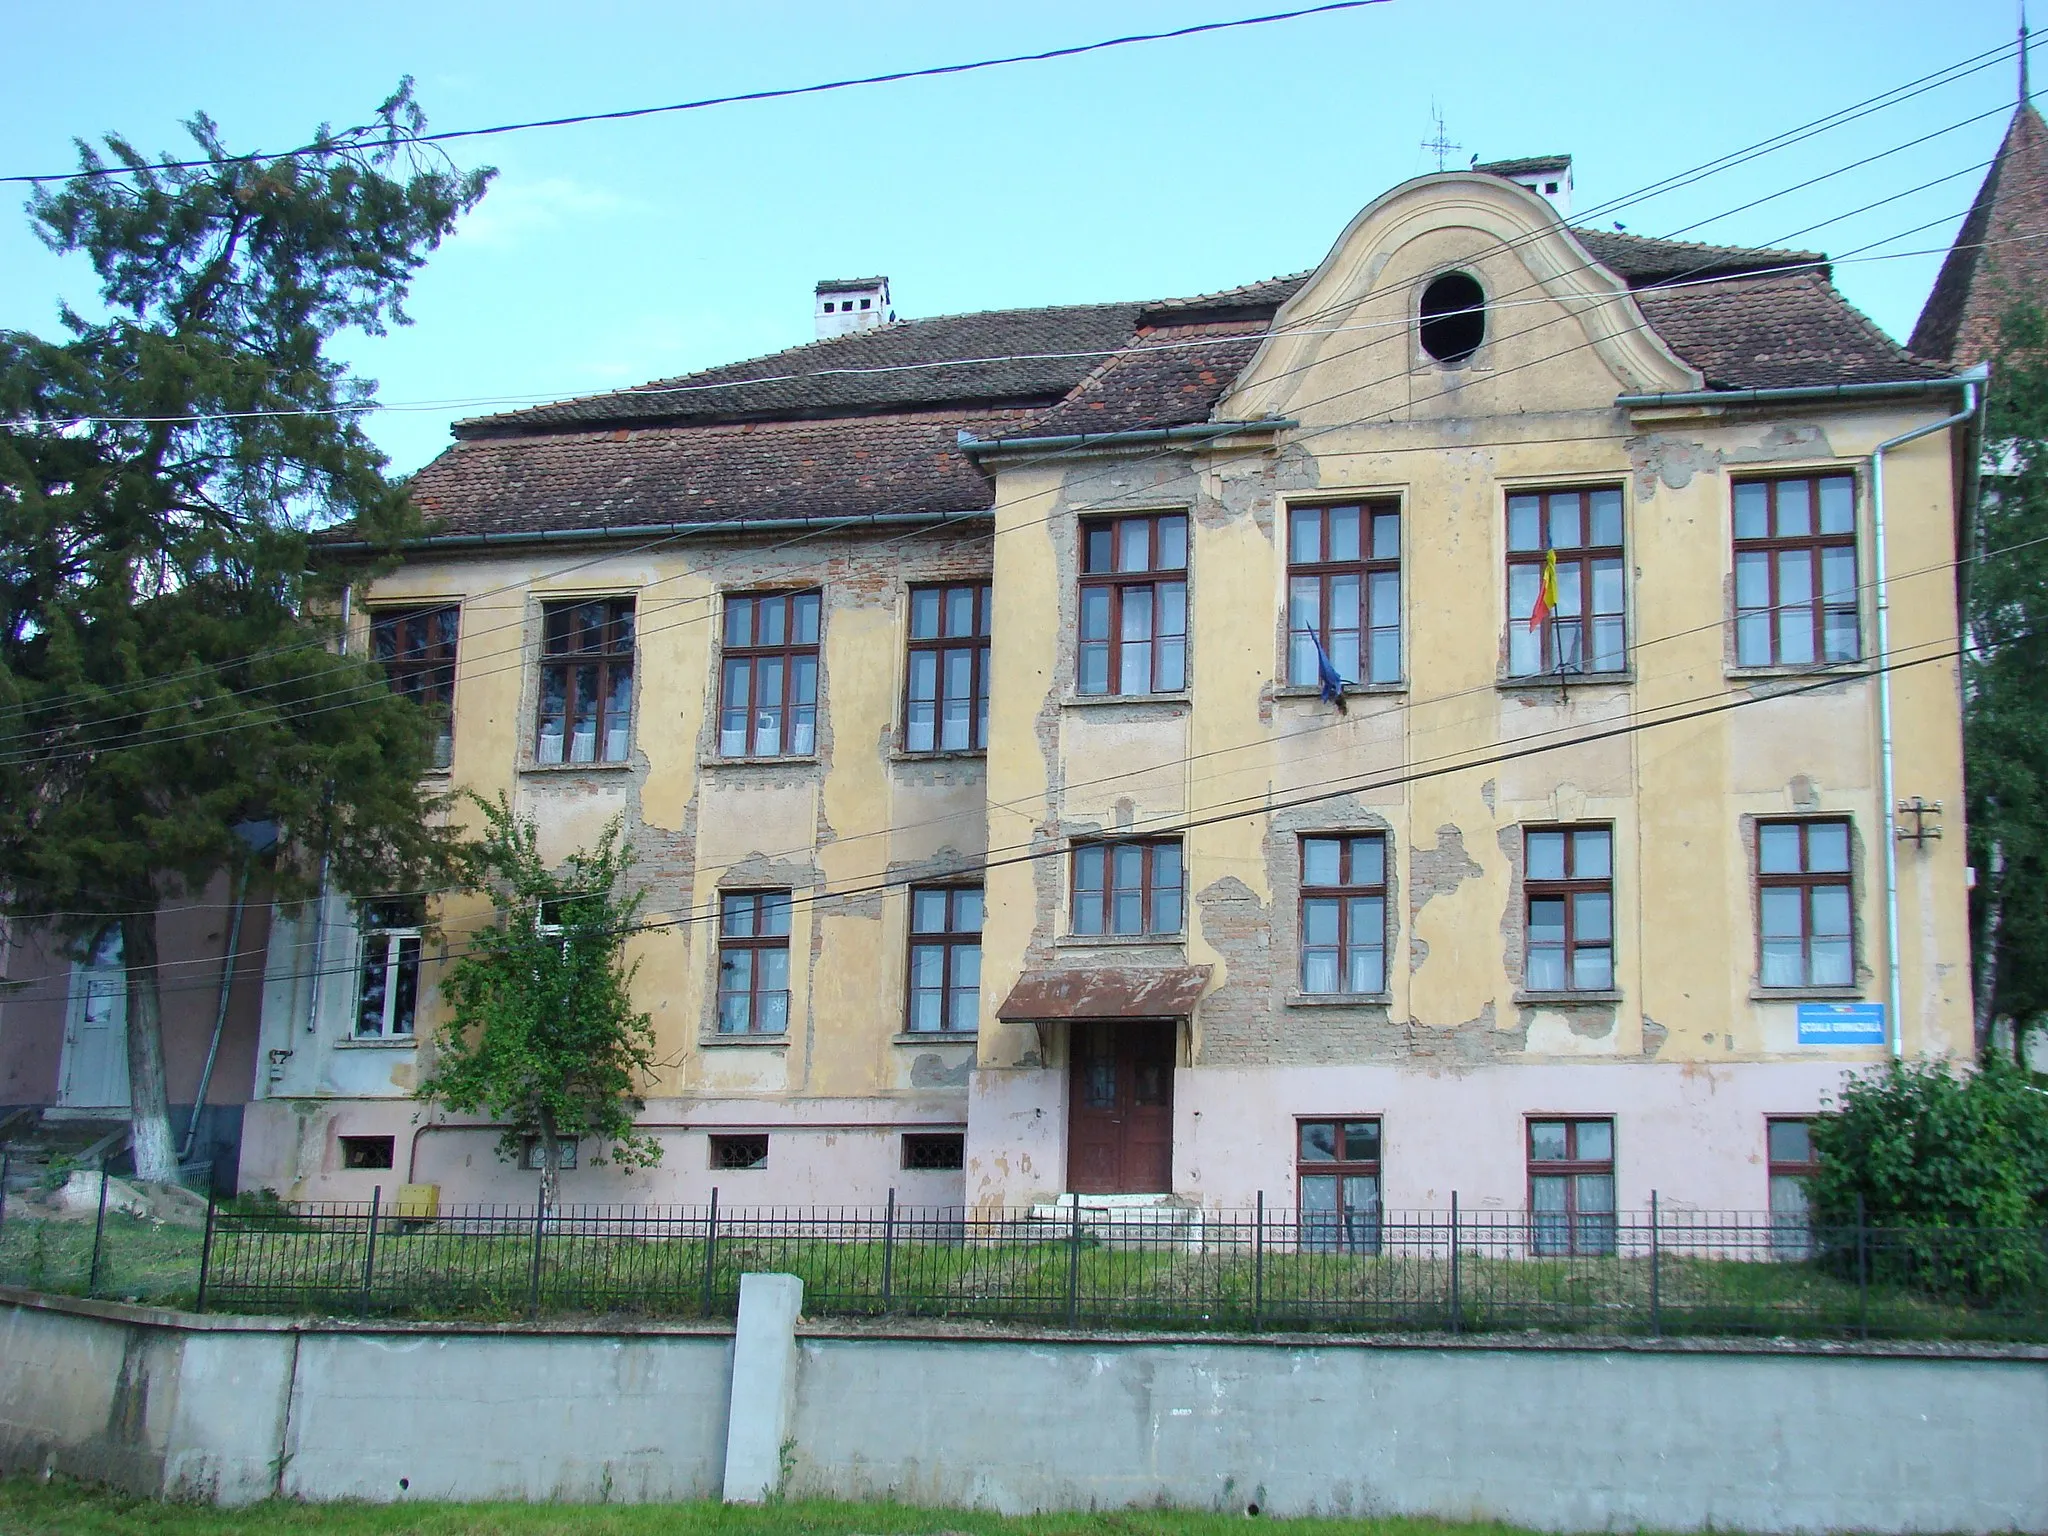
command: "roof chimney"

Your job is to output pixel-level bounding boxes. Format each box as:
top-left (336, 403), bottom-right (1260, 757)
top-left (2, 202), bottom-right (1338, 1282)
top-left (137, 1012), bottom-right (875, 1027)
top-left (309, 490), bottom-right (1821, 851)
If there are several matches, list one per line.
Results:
top-left (1472, 155), bottom-right (1573, 219)
top-left (815, 277), bottom-right (893, 339)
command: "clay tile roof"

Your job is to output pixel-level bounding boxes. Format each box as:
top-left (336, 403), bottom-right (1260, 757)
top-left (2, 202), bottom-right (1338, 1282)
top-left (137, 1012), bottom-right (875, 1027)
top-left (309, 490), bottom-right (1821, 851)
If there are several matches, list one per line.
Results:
top-left (1570, 227), bottom-right (1828, 286)
top-left (458, 303), bottom-right (1148, 437)
top-left (1633, 272), bottom-right (1949, 389)
top-left (1910, 104), bottom-right (2048, 365)
top-left (407, 409), bottom-right (1037, 537)
top-left (1022, 321), bottom-right (1273, 438)
top-left (1137, 273), bottom-right (1310, 324)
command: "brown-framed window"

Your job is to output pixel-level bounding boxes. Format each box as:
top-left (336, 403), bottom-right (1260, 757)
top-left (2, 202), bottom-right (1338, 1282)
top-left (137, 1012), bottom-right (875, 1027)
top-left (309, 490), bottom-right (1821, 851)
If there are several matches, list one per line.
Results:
top-left (1070, 838), bottom-right (1183, 936)
top-left (1078, 512), bottom-right (1187, 695)
top-left (371, 605), bottom-right (459, 769)
top-left (1767, 1117), bottom-right (1819, 1259)
top-left (1297, 1118), bottom-right (1382, 1253)
top-left (1507, 487), bottom-right (1625, 676)
top-left (1287, 502), bottom-right (1401, 687)
top-left (907, 886), bottom-right (982, 1034)
top-left (905, 583), bottom-right (991, 753)
top-left (1528, 1117), bottom-right (1615, 1256)
top-left (1300, 835), bottom-right (1387, 994)
top-left (1757, 818), bottom-right (1853, 987)
top-left (1524, 826), bottom-right (1613, 992)
top-left (1733, 472), bottom-right (1859, 666)
top-left (536, 598), bottom-right (635, 765)
top-left (719, 590), bottom-right (822, 757)
top-left (354, 899), bottom-right (423, 1039)
top-left (717, 890), bottom-right (792, 1034)
top-left (902, 1132), bottom-right (965, 1170)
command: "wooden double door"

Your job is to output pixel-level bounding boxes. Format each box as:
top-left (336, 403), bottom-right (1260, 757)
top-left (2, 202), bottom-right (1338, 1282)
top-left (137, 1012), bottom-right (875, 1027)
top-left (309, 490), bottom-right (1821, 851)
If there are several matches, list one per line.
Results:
top-left (1066, 1020), bottom-right (1175, 1194)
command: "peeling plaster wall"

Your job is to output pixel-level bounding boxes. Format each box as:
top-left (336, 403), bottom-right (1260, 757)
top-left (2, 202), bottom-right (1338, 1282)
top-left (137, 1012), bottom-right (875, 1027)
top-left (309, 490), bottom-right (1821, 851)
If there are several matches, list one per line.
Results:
top-left (245, 529), bottom-right (991, 1203)
top-left (970, 182), bottom-right (1972, 1209)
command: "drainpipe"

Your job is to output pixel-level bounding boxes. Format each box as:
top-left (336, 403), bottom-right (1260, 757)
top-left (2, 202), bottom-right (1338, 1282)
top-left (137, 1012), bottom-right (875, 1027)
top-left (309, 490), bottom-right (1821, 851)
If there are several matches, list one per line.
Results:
top-left (303, 588), bottom-right (350, 1039)
top-left (1870, 367), bottom-right (1984, 1059)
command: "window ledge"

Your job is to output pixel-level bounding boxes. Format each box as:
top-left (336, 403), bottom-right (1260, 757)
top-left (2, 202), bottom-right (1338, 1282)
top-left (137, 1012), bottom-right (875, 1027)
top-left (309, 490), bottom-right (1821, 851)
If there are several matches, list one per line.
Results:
top-left (1061, 692), bottom-right (1191, 710)
top-left (521, 759), bottom-right (634, 775)
top-left (890, 749), bottom-right (987, 765)
top-left (1726, 663), bottom-right (1870, 684)
top-left (1284, 991), bottom-right (1393, 1009)
top-left (698, 1033), bottom-right (792, 1048)
top-left (1055, 933), bottom-right (1185, 949)
top-left (1514, 990), bottom-right (1623, 1006)
top-left (1497, 673), bottom-right (1633, 692)
top-left (1750, 986), bottom-right (1866, 1003)
top-left (702, 754), bottom-right (821, 768)
top-left (336, 1037), bottom-right (418, 1050)
top-left (1271, 684), bottom-right (1406, 701)
top-left (893, 1031), bottom-right (978, 1045)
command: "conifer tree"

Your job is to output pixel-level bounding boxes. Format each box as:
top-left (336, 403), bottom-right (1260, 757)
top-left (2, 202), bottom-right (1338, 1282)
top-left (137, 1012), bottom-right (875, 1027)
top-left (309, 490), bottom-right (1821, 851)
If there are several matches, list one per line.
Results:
top-left (0, 85), bottom-right (491, 1181)
top-left (1969, 303), bottom-right (2048, 1064)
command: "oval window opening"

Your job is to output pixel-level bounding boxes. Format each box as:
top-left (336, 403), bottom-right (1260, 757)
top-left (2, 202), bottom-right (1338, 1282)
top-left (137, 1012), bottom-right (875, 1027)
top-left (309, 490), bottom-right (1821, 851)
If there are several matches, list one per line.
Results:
top-left (1419, 272), bottom-right (1486, 365)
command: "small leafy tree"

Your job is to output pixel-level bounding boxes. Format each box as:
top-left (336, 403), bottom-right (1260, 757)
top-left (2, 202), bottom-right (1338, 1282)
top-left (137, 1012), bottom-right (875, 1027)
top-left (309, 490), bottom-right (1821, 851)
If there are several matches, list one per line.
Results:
top-left (1808, 1057), bottom-right (2048, 1300)
top-left (417, 794), bottom-right (660, 1207)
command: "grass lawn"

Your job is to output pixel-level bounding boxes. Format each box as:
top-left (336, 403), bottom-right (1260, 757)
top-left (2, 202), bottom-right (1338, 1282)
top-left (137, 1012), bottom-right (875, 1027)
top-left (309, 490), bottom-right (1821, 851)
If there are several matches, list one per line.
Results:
top-left (0, 1479), bottom-right (1546, 1536)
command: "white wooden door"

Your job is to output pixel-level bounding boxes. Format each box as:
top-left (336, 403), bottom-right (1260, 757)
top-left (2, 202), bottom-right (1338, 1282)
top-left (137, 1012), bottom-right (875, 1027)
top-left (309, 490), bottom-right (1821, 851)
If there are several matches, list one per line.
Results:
top-left (59, 927), bottom-right (130, 1109)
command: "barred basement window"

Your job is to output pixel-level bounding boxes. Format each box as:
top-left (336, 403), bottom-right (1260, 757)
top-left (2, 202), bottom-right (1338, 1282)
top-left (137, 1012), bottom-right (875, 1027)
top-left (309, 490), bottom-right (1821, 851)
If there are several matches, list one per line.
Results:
top-left (340, 1135), bottom-right (394, 1170)
top-left (902, 1132), bottom-right (965, 1170)
top-left (520, 1136), bottom-right (579, 1171)
top-left (710, 1134), bottom-right (769, 1170)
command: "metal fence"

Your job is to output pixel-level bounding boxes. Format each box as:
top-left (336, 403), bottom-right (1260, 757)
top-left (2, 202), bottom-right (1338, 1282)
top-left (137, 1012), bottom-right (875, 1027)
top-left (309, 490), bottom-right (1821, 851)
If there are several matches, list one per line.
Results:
top-left (154, 1188), bottom-right (2047, 1340)
top-left (3, 1171), bottom-right (2042, 1339)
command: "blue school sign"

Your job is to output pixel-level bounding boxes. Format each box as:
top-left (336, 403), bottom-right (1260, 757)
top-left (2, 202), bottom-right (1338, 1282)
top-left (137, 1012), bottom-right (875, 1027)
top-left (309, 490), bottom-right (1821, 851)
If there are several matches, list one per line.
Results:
top-left (1797, 1002), bottom-right (1887, 1046)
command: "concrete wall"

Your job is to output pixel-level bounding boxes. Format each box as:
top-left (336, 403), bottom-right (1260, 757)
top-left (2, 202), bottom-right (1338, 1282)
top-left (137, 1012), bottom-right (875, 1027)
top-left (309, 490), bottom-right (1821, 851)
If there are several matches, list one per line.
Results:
top-left (4, 1287), bottom-right (2043, 1531)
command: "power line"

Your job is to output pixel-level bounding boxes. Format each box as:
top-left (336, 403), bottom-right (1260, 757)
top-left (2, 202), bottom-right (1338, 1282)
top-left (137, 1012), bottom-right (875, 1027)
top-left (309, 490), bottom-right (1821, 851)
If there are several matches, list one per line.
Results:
top-left (0, 3), bottom-right (1390, 187)
top-left (4, 41), bottom-right (2011, 727)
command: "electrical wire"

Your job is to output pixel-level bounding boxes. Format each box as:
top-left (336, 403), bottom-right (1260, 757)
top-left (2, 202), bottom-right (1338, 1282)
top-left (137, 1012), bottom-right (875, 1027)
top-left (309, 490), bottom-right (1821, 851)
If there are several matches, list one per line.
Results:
top-left (0, 3), bottom-right (1391, 186)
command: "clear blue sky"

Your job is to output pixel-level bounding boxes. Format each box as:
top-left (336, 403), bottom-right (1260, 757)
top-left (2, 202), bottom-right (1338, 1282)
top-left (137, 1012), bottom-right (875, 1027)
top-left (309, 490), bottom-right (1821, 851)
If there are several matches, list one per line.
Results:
top-left (0, 0), bottom-right (2027, 475)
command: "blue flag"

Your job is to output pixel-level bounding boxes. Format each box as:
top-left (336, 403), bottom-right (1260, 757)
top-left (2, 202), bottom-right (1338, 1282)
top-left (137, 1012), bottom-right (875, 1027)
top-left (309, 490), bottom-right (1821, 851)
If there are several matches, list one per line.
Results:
top-left (1310, 631), bottom-right (1348, 712)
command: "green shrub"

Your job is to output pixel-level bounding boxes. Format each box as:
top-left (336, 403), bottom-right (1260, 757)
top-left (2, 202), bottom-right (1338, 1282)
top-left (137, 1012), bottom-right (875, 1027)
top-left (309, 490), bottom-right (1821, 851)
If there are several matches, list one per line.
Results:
top-left (1808, 1057), bottom-right (2048, 1301)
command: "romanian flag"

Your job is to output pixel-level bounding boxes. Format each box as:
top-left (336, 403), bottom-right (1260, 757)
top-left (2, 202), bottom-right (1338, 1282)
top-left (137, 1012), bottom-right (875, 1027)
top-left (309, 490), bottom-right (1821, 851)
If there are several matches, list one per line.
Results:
top-left (1527, 546), bottom-right (1559, 633)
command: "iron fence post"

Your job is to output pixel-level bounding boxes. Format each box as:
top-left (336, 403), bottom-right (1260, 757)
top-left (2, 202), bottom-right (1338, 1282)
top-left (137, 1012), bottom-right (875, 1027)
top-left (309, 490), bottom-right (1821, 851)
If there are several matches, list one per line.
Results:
top-left (1065, 1196), bottom-right (1081, 1329)
top-left (880, 1187), bottom-right (896, 1313)
top-left (1252, 1192), bottom-right (1265, 1332)
top-left (1, 1147), bottom-right (11, 1235)
top-left (701, 1187), bottom-right (719, 1315)
top-left (1448, 1192), bottom-right (1461, 1335)
top-left (358, 1185), bottom-right (381, 1318)
top-left (526, 1179), bottom-right (546, 1321)
top-left (1649, 1190), bottom-right (1662, 1338)
top-left (87, 1157), bottom-right (110, 1297)
top-left (1855, 1193), bottom-right (1869, 1341)
top-left (194, 1184), bottom-right (218, 1314)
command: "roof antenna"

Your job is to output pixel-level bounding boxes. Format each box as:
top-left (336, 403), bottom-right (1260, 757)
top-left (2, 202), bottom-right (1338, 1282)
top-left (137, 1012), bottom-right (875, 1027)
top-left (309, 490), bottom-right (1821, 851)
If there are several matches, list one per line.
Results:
top-left (2023, 0), bottom-right (2032, 107)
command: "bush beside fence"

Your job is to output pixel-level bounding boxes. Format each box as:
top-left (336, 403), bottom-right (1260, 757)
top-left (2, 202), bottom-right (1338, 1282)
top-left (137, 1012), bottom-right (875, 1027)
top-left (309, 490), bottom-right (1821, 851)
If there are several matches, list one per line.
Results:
top-left (6, 1175), bottom-right (2041, 1341)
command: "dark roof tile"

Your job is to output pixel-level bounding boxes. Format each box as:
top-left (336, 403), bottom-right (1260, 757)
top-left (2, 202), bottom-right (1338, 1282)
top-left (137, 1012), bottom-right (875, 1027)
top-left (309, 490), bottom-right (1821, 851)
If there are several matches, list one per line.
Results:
top-left (1635, 273), bottom-right (1948, 389)
top-left (1910, 104), bottom-right (2048, 364)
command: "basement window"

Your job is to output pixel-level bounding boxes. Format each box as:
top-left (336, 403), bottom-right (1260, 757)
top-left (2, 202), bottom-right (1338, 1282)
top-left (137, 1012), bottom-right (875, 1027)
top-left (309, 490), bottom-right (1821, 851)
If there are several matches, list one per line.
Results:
top-left (902, 1133), bottom-right (965, 1171)
top-left (520, 1136), bottom-right (579, 1171)
top-left (340, 1135), bottom-right (395, 1171)
top-left (1419, 272), bottom-right (1486, 365)
top-left (710, 1134), bottom-right (769, 1171)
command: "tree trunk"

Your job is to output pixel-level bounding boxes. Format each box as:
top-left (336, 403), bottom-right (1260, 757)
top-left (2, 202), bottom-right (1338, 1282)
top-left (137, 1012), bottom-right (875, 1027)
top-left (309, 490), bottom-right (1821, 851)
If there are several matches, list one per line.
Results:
top-left (120, 908), bottom-right (181, 1184)
top-left (1973, 842), bottom-right (2007, 1059)
top-left (537, 1109), bottom-right (560, 1212)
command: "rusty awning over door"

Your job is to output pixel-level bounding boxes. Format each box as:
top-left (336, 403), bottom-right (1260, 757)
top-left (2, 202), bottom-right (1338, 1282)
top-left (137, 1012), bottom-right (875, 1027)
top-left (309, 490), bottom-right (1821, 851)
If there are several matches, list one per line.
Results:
top-left (995, 965), bottom-right (1212, 1021)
